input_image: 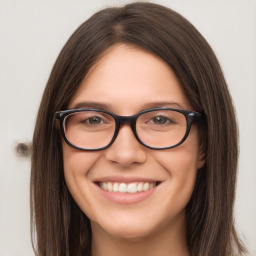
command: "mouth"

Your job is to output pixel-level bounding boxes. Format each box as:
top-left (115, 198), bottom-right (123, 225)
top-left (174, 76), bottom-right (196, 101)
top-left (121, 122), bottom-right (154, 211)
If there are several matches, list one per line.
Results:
top-left (93, 177), bottom-right (162, 204)
top-left (95, 181), bottom-right (161, 193)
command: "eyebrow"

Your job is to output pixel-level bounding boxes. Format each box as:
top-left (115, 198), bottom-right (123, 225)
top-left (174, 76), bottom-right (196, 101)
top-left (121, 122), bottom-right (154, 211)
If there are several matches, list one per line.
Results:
top-left (70, 101), bottom-right (188, 111)
top-left (140, 102), bottom-right (188, 110)
top-left (71, 102), bottom-right (112, 110)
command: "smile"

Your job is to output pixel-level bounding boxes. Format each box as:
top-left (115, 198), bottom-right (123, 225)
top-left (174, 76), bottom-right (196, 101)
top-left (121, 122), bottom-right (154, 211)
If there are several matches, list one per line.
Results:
top-left (99, 182), bottom-right (157, 193)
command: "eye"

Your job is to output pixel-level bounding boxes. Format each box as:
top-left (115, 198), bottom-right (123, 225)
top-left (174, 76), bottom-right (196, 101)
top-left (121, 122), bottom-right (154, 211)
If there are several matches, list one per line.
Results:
top-left (86, 116), bottom-right (103, 125)
top-left (151, 116), bottom-right (170, 125)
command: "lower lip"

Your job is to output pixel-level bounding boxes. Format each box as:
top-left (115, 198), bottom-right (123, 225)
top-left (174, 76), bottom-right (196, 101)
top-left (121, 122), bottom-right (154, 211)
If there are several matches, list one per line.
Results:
top-left (95, 184), bottom-right (157, 204)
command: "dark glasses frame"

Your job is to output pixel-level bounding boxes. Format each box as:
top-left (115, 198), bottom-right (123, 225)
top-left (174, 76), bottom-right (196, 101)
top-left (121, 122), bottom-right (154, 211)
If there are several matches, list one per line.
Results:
top-left (55, 107), bottom-right (202, 151)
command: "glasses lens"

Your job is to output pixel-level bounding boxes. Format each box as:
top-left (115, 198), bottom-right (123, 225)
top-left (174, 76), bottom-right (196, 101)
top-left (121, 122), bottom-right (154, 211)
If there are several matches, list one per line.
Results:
top-left (64, 111), bottom-right (116, 149)
top-left (136, 110), bottom-right (187, 148)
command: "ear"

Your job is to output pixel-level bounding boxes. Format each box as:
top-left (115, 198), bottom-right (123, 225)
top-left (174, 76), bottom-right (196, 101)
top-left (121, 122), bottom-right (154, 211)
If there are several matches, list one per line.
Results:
top-left (196, 148), bottom-right (206, 169)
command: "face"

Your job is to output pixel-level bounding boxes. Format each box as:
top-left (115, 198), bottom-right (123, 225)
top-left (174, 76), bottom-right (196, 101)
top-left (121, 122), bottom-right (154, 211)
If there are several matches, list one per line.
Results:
top-left (62, 44), bottom-right (204, 240)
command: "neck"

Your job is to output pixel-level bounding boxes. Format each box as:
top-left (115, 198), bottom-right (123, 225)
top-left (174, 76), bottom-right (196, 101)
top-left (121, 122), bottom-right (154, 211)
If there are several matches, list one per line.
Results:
top-left (91, 213), bottom-right (190, 256)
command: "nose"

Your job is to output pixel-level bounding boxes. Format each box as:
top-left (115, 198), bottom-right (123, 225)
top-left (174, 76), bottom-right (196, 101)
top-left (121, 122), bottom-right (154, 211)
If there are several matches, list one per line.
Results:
top-left (104, 124), bottom-right (147, 168)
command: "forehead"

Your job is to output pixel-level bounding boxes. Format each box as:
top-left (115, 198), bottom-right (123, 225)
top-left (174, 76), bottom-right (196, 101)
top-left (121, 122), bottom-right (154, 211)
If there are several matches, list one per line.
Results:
top-left (69, 44), bottom-right (191, 113)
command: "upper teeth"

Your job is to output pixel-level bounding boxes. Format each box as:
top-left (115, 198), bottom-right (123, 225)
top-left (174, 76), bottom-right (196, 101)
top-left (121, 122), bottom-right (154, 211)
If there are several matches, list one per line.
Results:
top-left (99, 182), bottom-right (156, 193)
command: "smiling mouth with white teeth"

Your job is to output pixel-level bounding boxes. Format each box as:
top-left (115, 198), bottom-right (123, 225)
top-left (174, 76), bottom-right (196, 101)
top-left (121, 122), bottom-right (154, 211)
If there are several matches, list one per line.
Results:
top-left (98, 181), bottom-right (159, 193)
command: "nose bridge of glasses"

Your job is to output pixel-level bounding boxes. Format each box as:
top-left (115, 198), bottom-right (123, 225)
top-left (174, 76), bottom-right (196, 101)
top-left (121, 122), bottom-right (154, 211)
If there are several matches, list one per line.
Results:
top-left (115, 115), bottom-right (138, 139)
top-left (118, 115), bottom-right (135, 125)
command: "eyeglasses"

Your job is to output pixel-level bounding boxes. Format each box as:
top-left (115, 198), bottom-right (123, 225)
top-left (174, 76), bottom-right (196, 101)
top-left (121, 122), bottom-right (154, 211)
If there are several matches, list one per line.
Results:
top-left (55, 108), bottom-right (202, 151)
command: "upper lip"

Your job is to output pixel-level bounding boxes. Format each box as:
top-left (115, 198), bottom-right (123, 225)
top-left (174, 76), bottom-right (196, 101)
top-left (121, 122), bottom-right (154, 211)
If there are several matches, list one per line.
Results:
top-left (93, 176), bottom-right (162, 183)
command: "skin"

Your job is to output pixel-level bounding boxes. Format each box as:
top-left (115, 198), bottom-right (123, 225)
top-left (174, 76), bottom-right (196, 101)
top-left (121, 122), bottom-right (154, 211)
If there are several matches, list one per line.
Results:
top-left (62, 44), bottom-right (205, 256)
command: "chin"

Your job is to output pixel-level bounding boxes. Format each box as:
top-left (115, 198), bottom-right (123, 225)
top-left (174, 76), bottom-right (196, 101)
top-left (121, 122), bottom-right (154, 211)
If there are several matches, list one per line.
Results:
top-left (91, 214), bottom-right (155, 241)
top-left (92, 212), bottom-right (166, 241)
top-left (104, 225), bottom-right (155, 241)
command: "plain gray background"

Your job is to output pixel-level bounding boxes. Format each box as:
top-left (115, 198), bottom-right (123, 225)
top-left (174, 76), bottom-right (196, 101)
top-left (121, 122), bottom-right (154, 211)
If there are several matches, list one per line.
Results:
top-left (0, 0), bottom-right (255, 255)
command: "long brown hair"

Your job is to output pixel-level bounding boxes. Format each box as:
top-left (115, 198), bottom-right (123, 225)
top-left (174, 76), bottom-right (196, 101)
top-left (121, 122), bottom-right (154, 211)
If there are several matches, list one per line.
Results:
top-left (31, 2), bottom-right (246, 255)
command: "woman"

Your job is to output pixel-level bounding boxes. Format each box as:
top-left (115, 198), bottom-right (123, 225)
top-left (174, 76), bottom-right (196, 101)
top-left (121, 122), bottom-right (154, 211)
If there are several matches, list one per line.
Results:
top-left (31, 2), bottom-right (246, 255)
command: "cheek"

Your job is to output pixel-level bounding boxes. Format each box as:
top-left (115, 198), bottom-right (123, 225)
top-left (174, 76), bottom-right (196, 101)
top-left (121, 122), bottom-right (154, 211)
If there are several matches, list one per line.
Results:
top-left (160, 148), bottom-right (199, 186)
top-left (62, 143), bottom-right (101, 203)
top-left (154, 138), bottom-right (201, 206)
top-left (62, 142), bottom-right (103, 174)
top-left (155, 131), bottom-right (201, 175)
